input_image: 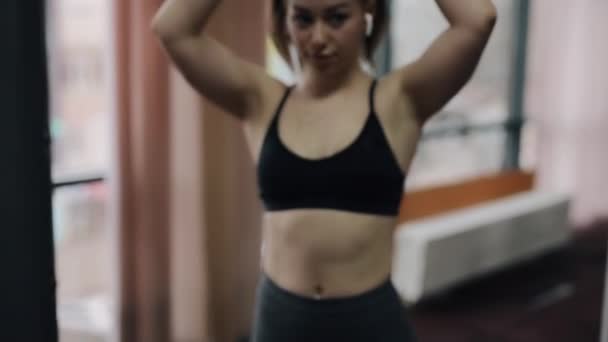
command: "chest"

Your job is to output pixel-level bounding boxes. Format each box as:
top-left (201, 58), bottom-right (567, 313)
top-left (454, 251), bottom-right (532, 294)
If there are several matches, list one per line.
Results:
top-left (245, 81), bottom-right (421, 174)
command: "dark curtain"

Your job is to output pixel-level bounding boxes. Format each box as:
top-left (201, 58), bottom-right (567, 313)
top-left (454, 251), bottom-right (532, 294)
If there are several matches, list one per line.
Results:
top-left (0, 0), bottom-right (57, 341)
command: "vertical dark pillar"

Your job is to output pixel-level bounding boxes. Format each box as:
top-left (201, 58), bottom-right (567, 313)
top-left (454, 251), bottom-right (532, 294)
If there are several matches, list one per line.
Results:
top-left (0, 0), bottom-right (58, 341)
top-left (504, 0), bottom-right (530, 169)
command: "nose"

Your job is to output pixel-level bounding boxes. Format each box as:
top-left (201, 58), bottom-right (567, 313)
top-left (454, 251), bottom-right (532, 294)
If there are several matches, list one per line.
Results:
top-left (311, 22), bottom-right (328, 50)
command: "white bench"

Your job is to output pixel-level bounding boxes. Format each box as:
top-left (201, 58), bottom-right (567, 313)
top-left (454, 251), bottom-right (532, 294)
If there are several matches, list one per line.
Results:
top-left (391, 191), bottom-right (571, 304)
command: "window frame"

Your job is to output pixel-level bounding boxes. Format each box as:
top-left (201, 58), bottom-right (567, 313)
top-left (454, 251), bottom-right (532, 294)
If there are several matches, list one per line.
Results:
top-left (380, 0), bottom-right (530, 171)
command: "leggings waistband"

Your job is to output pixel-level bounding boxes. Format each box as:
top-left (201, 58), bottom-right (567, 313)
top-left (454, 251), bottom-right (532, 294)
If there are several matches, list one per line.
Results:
top-left (260, 273), bottom-right (397, 312)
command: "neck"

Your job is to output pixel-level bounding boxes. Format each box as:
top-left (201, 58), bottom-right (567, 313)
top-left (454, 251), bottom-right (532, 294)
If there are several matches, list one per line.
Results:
top-left (297, 60), bottom-right (370, 98)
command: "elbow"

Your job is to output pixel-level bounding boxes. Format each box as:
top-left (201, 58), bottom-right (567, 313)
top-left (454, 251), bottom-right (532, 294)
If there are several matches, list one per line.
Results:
top-left (150, 16), bottom-right (181, 43)
top-left (484, 5), bottom-right (498, 28)
top-left (456, 4), bottom-right (497, 35)
top-left (150, 14), bottom-right (170, 40)
top-left (150, 14), bottom-right (189, 42)
top-left (476, 4), bottom-right (498, 33)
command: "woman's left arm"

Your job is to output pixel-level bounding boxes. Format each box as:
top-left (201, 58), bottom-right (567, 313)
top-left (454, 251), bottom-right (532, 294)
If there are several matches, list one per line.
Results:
top-left (399, 0), bottom-right (497, 125)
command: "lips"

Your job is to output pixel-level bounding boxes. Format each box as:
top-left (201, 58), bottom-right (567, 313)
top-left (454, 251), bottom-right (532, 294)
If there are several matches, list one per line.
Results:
top-left (311, 53), bottom-right (336, 64)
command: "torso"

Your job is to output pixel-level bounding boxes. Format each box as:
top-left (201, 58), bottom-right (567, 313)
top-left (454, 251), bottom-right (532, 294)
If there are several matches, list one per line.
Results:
top-left (242, 72), bottom-right (421, 299)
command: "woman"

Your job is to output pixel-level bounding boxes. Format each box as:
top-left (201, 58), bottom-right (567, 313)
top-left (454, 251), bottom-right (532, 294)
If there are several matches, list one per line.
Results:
top-left (152, 0), bottom-right (496, 341)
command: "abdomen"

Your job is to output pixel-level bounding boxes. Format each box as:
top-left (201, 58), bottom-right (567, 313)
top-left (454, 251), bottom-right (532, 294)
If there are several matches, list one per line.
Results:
top-left (260, 209), bottom-right (397, 298)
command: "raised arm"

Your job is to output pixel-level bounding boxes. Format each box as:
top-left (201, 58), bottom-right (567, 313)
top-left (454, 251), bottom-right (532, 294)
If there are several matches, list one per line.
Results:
top-left (151, 0), bottom-right (274, 120)
top-left (399, 0), bottom-right (497, 125)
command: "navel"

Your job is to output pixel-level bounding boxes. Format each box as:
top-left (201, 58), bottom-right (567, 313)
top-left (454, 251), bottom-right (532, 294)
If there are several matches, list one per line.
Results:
top-left (314, 284), bottom-right (324, 300)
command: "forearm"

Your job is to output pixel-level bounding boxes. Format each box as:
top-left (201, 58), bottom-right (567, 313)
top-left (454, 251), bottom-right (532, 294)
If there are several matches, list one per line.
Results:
top-left (435, 0), bottom-right (497, 32)
top-left (151, 0), bottom-right (221, 40)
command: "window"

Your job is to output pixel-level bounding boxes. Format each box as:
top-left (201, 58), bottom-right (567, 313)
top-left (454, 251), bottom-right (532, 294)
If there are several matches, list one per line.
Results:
top-left (46, 0), bottom-right (114, 339)
top-left (391, 0), bottom-right (528, 190)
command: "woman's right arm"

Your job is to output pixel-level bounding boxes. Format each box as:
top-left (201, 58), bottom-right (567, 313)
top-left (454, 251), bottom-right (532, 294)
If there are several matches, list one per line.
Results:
top-left (151, 0), bottom-right (275, 120)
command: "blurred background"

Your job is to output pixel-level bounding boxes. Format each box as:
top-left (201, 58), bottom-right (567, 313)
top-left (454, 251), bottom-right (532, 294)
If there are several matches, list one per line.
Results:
top-left (19, 0), bottom-right (608, 341)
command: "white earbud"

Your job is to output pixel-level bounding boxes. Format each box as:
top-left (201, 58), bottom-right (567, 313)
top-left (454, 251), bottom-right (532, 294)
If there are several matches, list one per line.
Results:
top-left (365, 13), bottom-right (374, 37)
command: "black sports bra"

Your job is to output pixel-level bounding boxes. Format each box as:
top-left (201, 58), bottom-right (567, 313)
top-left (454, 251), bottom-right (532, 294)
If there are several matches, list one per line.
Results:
top-left (257, 79), bottom-right (406, 216)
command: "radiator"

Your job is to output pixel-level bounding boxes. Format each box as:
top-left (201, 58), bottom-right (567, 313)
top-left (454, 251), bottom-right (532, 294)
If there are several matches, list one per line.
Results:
top-left (392, 191), bottom-right (571, 303)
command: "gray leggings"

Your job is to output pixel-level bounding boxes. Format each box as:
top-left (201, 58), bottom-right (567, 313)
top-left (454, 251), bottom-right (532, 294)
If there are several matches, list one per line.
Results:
top-left (250, 273), bottom-right (417, 342)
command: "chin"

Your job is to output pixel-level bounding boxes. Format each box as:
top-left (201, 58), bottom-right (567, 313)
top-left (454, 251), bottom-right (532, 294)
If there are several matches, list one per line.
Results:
top-left (312, 60), bottom-right (350, 75)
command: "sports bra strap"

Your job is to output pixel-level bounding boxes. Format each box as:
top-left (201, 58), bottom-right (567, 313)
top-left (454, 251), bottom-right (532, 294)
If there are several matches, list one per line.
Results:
top-left (369, 79), bottom-right (378, 114)
top-left (272, 85), bottom-right (294, 123)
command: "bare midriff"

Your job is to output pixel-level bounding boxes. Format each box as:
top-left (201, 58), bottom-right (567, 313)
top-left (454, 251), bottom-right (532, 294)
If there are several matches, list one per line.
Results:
top-left (261, 209), bottom-right (398, 300)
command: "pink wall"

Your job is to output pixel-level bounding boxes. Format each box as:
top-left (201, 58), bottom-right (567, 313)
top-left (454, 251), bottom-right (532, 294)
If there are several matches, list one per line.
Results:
top-left (526, 0), bottom-right (608, 227)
